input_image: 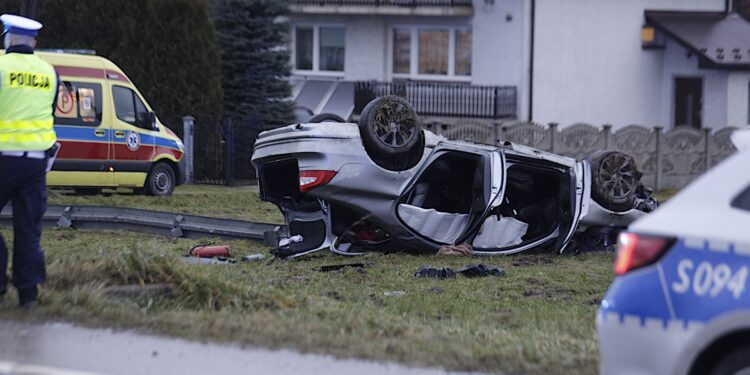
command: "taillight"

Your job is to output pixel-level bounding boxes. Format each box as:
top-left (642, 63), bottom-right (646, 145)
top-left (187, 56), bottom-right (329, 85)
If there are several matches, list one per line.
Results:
top-left (614, 232), bottom-right (674, 275)
top-left (299, 170), bottom-right (337, 193)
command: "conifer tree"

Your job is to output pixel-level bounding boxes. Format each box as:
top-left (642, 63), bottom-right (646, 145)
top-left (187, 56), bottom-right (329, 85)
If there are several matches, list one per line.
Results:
top-left (213, 0), bottom-right (294, 130)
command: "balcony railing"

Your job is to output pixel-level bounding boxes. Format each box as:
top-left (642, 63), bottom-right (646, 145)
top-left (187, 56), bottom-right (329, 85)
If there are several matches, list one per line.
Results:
top-left (354, 81), bottom-right (517, 119)
top-left (289, 0), bottom-right (472, 6)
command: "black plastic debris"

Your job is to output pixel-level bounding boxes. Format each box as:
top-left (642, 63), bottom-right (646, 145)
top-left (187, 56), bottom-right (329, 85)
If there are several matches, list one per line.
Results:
top-left (318, 263), bottom-right (366, 272)
top-left (456, 264), bottom-right (506, 278)
top-left (414, 266), bottom-right (456, 279)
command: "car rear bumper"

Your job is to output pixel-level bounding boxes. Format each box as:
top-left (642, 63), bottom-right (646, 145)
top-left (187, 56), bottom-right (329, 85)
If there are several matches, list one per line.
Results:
top-left (597, 311), bottom-right (699, 375)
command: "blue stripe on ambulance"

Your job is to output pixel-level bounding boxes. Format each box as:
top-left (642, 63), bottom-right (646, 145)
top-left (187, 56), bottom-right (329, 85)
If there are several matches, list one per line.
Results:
top-left (54, 125), bottom-right (180, 150)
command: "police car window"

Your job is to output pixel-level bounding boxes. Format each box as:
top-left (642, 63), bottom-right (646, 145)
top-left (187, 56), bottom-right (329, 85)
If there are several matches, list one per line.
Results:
top-left (54, 81), bottom-right (102, 127)
top-left (112, 86), bottom-right (136, 125)
top-left (732, 185), bottom-right (750, 211)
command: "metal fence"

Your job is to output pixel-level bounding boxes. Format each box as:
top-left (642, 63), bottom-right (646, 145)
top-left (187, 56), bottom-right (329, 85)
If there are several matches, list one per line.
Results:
top-left (289, 0), bottom-right (473, 6)
top-left (354, 81), bottom-right (517, 119)
top-left (428, 120), bottom-right (739, 190)
top-left (185, 116), bottom-right (262, 186)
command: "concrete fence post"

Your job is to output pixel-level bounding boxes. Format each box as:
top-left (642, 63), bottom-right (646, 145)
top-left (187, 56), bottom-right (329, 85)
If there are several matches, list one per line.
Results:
top-left (602, 124), bottom-right (613, 150)
top-left (654, 126), bottom-right (663, 191)
top-left (548, 122), bottom-right (558, 153)
top-left (703, 127), bottom-right (712, 173)
top-left (181, 116), bottom-right (195, 184)
top-left (493, 121), bottom-right (503, 145)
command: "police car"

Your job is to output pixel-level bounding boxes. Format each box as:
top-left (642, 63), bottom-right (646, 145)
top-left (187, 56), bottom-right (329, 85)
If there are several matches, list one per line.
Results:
top-left (598, 129), bottom-right (750, 375)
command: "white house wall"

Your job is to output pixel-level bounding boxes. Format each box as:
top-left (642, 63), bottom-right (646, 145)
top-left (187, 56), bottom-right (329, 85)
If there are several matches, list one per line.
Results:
top-left (533, 0), bottom-right (726, 128)
top-left (472, 0), bottom-right (529, 119)
top-left (727, 72), bottom-right (750, 127)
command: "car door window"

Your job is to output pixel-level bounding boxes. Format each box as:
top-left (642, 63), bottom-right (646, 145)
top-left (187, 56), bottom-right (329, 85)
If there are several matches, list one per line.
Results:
top-left (54, 81), bottom-right (102, 126)
top-left (732, 185), bottom-right (750, 211)
top-left (112, 85), bottom-right (151, 130)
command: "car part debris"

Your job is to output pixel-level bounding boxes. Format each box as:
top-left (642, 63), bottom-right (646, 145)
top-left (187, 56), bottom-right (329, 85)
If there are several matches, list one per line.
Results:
top-left (383, 291), bottom-right (406, 297)
top-left (318, 263), bottom-right (366, 272)
top-left (242, 254), bottom-right (266, 262)
top-left (279, 235), bottom-right (304, 247)
top-left (180, 256), bottom-right (237, 265)
top-left (437, 243), bottom-right (474, 256)
top-left (189, 244), bottom-right (231, 258)
top-left (414, 266), bottom-right (456, 279)
top-left (456, 264), bottom-right (506, 278)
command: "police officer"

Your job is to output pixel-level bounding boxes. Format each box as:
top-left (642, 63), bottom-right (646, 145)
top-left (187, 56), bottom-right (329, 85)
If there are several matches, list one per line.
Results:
top-left (0, 14), bottom-right (58, 308)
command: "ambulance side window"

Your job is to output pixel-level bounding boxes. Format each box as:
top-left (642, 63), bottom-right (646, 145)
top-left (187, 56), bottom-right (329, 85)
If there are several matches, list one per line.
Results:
top-left (112, 86), bottom-right (151, 130)
top-left (53, 81), bottom-right (102, 126)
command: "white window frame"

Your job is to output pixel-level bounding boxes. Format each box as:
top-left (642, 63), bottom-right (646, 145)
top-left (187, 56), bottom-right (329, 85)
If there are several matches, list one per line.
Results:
top-left (389, 25), bottom-right (472, 82)
top-left (292, 24), bottom-right (346, 77)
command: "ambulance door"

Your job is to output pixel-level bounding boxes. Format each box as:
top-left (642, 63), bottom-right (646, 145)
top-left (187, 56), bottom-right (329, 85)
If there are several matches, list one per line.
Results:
top-left (48, 80), bottom-right (113, 187)
top-left (109, 84), bottom-right (156, 187)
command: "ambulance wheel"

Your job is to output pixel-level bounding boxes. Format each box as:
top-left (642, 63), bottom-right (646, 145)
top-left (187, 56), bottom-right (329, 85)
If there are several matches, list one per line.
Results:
top-left (145, 162), bottom-right (175, 196)
top-left (586, 150), bottom-right (641, 212)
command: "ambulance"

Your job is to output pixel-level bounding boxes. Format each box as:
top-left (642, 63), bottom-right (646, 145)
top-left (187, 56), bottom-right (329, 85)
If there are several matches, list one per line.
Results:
top-left (36, 50), bottom-right (184, 195)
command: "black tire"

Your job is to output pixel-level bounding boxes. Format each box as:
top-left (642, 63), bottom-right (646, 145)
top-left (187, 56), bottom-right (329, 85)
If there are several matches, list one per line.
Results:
top-left (73, 188), bottom-right (101, 196)
top-left (709, 346), bottom-right (750, 375)
top-left (358, 95), bottom-right (424, 171)
top-left (145, 162), bottom-right (176, 196)
top-left (587, 150), bottom-right (642, 212)
top-left (308, 113), bottom-right (346, 123)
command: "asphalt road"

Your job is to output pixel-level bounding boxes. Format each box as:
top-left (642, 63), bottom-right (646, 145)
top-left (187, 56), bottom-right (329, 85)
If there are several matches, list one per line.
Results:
top-left (0, 320), bottom-right (481, 375)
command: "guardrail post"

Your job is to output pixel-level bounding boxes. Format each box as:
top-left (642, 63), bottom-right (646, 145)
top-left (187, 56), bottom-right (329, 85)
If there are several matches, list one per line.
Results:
top-left (493, 121), bottom-right (503, 145)
top-left (654, 126), bottom-right (663, 191)
top-left (182, 116), bottom-right (195, 184)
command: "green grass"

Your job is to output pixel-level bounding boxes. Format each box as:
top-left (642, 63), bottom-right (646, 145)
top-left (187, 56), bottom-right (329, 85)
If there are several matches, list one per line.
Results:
top-left (1, 186), bottom-right (617, 374)
top-left (47, 185), bottom-right (284, 224)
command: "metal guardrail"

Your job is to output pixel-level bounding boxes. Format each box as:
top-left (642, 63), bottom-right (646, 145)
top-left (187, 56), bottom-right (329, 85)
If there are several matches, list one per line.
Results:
top-left (289, 0), bottom-right (473, 6)
top-left (0, 205), bottom-right (286, 243)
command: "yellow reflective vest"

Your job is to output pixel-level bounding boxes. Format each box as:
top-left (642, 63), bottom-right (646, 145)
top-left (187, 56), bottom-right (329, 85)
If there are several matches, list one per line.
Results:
top-left (0, 51), bottom-right (57, 151)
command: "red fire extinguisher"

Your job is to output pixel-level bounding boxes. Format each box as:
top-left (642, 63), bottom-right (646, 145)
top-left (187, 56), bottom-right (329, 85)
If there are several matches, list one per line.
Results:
top-left (189, 244), bottom-right (231, 258)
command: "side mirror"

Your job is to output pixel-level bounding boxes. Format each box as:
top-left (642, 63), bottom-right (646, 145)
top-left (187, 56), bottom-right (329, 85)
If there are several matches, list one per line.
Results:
top-left (149, 112), bottom-right (158, 131)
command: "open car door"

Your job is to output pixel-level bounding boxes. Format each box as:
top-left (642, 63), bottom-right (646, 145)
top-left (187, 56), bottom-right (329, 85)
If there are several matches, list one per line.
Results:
top-left (555, 160), bottom-right (591, 253)
top-left (395, 145), bottom-right (498, 247)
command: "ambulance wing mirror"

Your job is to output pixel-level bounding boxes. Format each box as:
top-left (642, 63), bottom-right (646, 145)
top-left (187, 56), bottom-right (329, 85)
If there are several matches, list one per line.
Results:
top-left (148, 112), bottom-right (158, 131)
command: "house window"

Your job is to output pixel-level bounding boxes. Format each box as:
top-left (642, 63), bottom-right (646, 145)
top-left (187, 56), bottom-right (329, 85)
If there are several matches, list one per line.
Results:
top-left (418, 30), bottom-right (449, 75)
top-left (294, 25), bottom-right (345, 74)
top-left (391, 26), bottom-right (472, 80)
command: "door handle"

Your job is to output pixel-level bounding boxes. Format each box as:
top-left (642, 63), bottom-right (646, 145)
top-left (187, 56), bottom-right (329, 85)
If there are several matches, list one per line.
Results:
top-left (114, 131), bottom-right (126, 138)
top-left (94, 129), bottom-right (106, 137)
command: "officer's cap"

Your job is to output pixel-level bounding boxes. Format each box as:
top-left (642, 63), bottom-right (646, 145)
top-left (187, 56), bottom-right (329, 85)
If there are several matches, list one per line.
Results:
top-left (0, 14), bottom-right (42, 37)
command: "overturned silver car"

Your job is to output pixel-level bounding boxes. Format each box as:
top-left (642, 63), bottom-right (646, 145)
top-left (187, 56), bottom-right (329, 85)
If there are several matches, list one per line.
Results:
top-left (252, 97), bottom-right (655, 258)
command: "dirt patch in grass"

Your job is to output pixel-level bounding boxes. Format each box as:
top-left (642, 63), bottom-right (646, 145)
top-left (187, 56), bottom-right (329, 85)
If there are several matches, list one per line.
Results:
top-left (0, 227), bottom-right (615, 375)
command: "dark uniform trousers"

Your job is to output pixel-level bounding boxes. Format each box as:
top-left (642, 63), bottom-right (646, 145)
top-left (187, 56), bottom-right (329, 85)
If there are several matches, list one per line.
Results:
top-left (0, 154), bottom-right (47, 302)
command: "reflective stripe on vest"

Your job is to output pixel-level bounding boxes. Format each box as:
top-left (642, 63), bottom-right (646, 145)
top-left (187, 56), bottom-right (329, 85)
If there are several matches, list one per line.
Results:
top-left (0, 53), bottom-right (57, 151)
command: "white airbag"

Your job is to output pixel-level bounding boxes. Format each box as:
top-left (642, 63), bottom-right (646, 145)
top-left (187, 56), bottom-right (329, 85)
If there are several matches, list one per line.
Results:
top-left (397, 204), bottom-right (469, 244)
top-left (472, 216), bottom-right (528, 249)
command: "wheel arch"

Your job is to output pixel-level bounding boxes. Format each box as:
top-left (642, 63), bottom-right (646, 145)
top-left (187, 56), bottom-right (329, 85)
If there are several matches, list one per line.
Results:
top-left (149, 155), bottom-right (182, 186)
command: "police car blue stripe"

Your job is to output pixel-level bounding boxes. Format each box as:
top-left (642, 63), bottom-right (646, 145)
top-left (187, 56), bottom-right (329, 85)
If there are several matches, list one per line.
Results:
top-left (601, 238), bottom-right (750, 326)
